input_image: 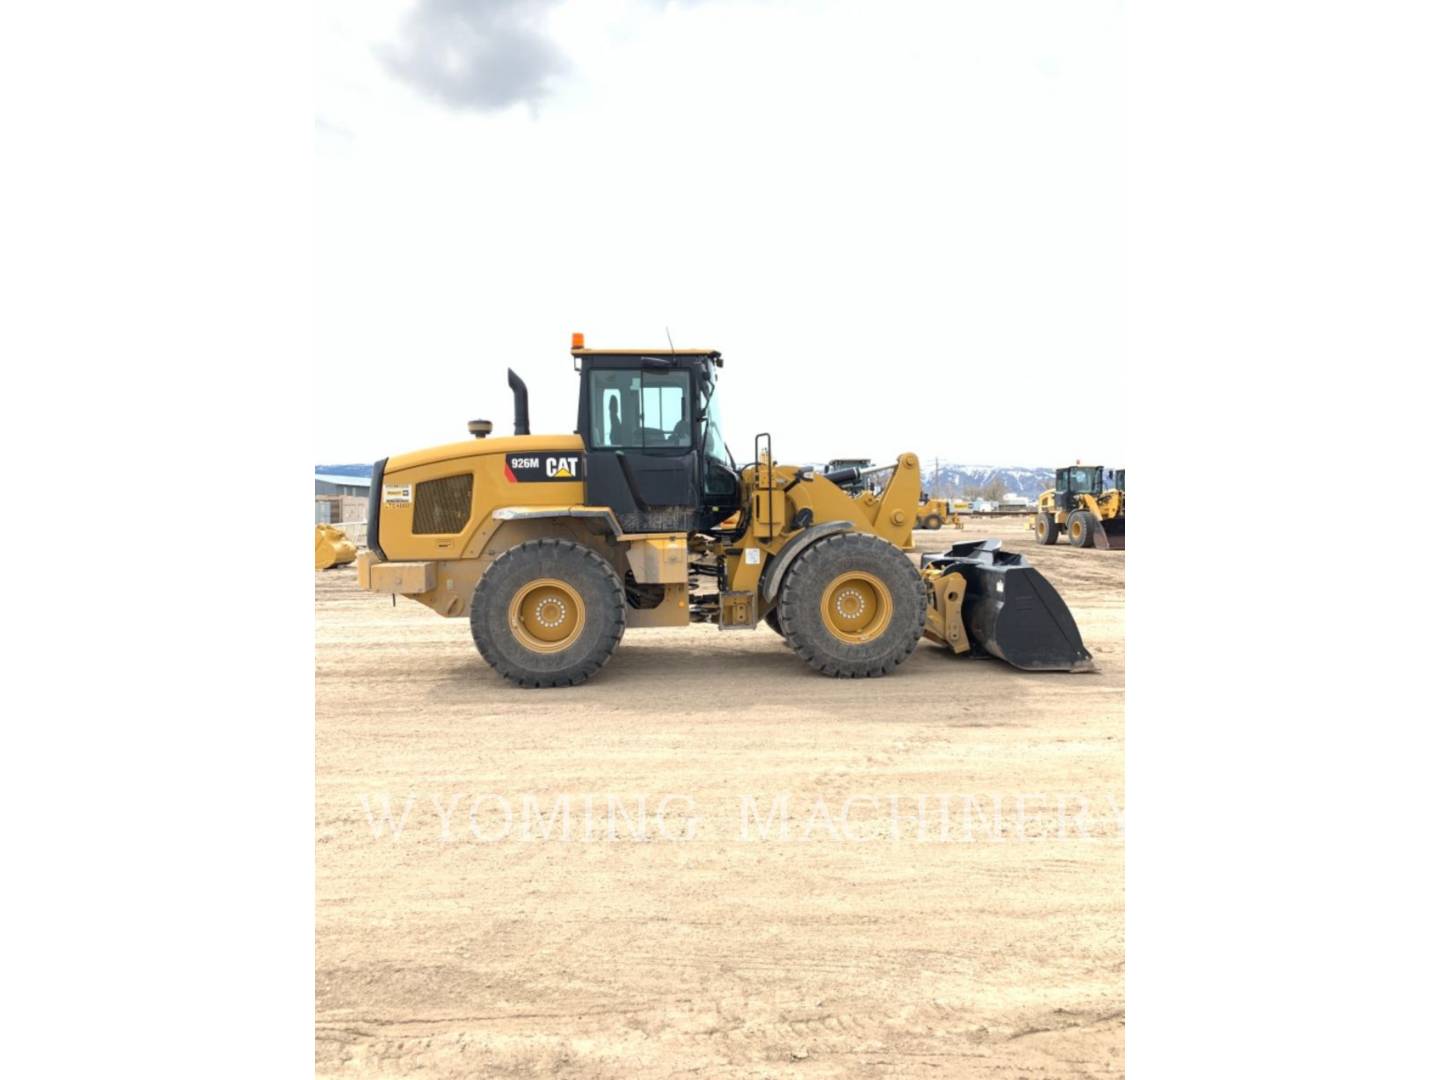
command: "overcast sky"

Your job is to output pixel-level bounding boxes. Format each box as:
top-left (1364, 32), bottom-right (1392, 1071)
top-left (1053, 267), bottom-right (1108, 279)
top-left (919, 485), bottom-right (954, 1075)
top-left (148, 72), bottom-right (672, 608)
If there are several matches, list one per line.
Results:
top-left (314, 0), bottom-right (1125, 468)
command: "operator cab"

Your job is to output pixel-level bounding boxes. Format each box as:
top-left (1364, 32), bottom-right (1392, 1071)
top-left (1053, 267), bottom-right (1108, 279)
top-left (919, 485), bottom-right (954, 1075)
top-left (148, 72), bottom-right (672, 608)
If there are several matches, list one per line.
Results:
top-left (1055, 465), bottom-right (1105, 512)
top-left (1055, 464), bottom-right (1123, 511)
top-left (1056, 465), bottom-right (1105, 493)
top-left (573, 344), bottom-right (741, 533)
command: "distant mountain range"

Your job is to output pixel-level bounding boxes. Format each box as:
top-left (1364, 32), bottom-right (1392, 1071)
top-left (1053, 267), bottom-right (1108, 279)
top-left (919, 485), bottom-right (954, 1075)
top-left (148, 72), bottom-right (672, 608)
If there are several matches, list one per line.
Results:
top-left (918, 464), bottom-right (1056, 500)
top-left (316, 464), bottom-right (373, 479)
top-left (316, 462), bottom-right (1058, 499)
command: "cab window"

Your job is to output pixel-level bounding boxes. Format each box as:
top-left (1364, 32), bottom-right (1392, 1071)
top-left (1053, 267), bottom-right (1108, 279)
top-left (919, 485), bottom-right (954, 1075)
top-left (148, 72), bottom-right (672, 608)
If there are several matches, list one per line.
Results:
top-left (589, 369), bottom-right (692, 449)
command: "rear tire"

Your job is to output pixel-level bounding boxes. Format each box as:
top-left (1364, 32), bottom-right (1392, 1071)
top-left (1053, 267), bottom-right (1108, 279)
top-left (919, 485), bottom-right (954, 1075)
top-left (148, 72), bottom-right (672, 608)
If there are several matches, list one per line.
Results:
top-left (1035, 512), bottom-right (1059, 545)
top-left (1068, 511), bottom-right (1095, 548)
top-left (470, 538), bottom-right (626, 687)
top-left (923, 514), bottom-right (943, 530)
top-left (777, 532), bottom-right (925, 678)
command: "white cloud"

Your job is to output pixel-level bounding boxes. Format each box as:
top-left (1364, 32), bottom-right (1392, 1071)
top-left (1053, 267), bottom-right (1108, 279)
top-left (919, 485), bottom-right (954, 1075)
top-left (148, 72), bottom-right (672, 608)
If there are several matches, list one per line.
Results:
top-left (313, 0), bottom-right (1126, 467)
top-left (378, 0), bottom-right (569, 112)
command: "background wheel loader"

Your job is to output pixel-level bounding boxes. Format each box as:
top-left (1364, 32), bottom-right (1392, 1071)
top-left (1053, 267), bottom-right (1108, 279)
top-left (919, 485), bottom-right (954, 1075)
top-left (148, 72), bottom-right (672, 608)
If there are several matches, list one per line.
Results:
top-left (355, 336), bottom-right (1092, 687)
top-left (1032, 465), bottom-right (1125, 550)
top-left (315, 523), bottom-right (357, 570)
top-left (915, 496), bottom-right (968, 530)
top-left (916, 496), bottom-right (947, 531)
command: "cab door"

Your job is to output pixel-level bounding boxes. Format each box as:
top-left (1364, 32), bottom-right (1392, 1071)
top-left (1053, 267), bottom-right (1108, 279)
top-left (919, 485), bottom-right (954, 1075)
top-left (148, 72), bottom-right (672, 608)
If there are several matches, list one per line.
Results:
top-left (581, 364), bottom-right (702, 531)
top-left (1055, 467), bottom-right (1075, 512)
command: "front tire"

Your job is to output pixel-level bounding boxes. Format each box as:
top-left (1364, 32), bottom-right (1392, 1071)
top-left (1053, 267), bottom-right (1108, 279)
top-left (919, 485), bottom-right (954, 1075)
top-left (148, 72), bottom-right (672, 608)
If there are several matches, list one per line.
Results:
top-left (1068, 511), bottom-right (1095, 548)
top-left (923, 513), bottom-right (943, 530)
top-left (470, 539), bottom-right (626, 687)
top-left (777, 532), bottom-right (925, 678)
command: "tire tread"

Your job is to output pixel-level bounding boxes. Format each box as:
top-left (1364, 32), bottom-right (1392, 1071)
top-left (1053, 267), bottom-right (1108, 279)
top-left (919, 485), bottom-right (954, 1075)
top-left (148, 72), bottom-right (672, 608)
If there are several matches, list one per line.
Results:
top-left (470, 538), bottom-right (626, 688)
top-left (776, 532), bottom-right (926, 678)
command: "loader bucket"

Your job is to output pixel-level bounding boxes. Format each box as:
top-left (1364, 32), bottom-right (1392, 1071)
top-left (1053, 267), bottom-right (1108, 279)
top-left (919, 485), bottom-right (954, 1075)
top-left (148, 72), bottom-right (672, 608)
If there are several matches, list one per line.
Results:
top-left (1093, 515), bottom-right (1125, 550)
top-left (315, 524), bottom-right (357, 570)
top-left (921, 540), bottom-right (1093, 672)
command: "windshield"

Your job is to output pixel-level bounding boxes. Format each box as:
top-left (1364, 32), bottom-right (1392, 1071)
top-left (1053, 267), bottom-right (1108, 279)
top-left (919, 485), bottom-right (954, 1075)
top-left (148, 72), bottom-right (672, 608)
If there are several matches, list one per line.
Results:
top-left (697, 364), bottom-right (736, 497)
top-left (698, 368), bottom-right (733, 469)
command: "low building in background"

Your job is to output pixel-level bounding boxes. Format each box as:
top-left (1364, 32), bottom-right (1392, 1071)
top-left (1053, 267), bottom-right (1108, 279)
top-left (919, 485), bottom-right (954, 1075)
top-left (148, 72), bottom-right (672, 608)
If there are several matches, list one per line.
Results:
top-left (315, 469), bottom-right (371, 537)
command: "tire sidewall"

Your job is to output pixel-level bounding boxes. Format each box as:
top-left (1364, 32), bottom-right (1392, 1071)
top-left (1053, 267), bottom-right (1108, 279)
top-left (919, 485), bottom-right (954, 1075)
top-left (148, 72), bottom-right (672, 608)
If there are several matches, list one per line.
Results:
top-left (470, 539), bottom-right (625, 686)
top-left (778, 533), bottom-right (925, 676)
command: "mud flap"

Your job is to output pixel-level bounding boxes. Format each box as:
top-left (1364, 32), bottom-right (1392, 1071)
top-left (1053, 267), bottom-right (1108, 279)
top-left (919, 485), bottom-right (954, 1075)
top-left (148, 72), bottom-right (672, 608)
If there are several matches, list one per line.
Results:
top-left (1093, 515), bottom-right (1125, 551)
top-left (921, 540), bottom-right (1094, 672)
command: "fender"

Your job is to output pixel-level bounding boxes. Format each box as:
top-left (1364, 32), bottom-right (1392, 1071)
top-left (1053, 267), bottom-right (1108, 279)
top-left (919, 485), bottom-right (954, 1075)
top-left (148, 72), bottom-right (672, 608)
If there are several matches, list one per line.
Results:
top-left (490, 505), bottom-right (624, 534)
top-left (461, 505), bottom-right (626, 562)
top-left (760, 521), bottom-right (853, 603)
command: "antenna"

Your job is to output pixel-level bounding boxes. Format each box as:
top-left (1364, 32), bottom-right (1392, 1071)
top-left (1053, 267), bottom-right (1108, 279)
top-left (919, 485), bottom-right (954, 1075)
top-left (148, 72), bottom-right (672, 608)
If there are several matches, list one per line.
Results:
top-left (665, 326), bottom-right (676, 354)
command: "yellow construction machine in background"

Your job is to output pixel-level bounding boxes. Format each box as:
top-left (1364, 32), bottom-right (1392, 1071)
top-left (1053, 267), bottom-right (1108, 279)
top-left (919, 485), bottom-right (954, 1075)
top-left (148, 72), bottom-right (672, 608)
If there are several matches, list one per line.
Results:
top-left (1032, 466), bottom-right (1125, 550)
top-left (915, 496), bottom-right (968, 530)
top-left (315, 524), bottom-right (358, 570)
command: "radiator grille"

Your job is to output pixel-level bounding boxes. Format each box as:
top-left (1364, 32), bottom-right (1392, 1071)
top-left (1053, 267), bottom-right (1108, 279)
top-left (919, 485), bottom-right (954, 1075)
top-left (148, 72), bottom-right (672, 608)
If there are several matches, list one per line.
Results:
top-left (412, 474), bottom-right (473, 534)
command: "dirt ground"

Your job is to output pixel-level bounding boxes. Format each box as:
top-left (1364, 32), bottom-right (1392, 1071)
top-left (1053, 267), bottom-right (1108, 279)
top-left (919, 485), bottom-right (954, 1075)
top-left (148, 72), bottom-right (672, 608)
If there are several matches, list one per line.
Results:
top-left (316, 516), bottom-right (1124, 1078)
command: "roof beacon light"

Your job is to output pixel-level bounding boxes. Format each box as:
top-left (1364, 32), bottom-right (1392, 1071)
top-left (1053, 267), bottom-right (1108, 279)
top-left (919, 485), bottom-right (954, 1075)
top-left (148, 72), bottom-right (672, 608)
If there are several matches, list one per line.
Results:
top-left (571, 332), bottom-right (585, 349)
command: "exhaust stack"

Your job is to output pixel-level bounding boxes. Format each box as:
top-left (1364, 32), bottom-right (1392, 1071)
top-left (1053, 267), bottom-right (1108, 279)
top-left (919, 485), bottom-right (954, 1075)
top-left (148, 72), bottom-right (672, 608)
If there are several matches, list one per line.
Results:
top-left (507, 368), bottom-right (530, 436)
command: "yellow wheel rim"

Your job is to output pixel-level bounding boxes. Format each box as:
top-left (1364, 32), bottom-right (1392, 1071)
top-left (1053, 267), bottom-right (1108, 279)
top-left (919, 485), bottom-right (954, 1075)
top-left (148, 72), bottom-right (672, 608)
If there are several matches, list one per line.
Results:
top-left (1069, 517), bottom-right (1083, 542)
top-left (508, 578), bottom-right (585, 653)
top-left (820, 571), bottom-right (893, 645)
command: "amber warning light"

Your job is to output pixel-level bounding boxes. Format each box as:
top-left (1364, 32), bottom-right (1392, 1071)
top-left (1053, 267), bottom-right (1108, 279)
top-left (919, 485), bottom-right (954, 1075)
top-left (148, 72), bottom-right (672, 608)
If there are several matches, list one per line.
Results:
top-left (571, 332), bottom-right (585, 349)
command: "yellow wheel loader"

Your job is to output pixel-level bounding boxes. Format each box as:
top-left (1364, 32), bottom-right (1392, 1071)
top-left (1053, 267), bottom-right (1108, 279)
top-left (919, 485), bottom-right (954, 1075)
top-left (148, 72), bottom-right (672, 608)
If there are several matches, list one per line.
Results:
top-left (356, 337), bottom-right (1092, 687)
top-left (315, 523), bottom-right (357, 570)
top-left (915, 496), bottom-right (947, 530)
top-left (915, 496), bottom-right (968, 530)
top-left (1032, 466), bottom-right (1126, 550)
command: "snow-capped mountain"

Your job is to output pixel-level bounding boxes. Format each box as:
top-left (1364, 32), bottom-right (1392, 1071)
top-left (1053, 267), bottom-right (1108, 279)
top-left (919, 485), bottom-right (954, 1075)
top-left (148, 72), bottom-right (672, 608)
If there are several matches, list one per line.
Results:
top-left (917, 464), bottom-right (1057, 500)
top-left (315, 464), bottom-right (374, 480)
